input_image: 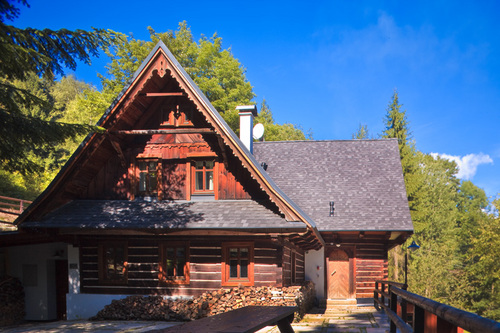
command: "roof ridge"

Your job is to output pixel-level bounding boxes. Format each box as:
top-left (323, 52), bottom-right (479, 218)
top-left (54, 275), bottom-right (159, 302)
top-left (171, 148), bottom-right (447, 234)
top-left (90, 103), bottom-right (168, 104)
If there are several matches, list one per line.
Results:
top-left (254, 138), bottom-right (398, 144)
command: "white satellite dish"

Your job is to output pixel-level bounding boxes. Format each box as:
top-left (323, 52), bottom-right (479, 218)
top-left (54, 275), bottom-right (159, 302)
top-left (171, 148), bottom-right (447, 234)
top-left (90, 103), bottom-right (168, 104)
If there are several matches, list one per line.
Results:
top-left (253, 123), bottom-right (265, 140)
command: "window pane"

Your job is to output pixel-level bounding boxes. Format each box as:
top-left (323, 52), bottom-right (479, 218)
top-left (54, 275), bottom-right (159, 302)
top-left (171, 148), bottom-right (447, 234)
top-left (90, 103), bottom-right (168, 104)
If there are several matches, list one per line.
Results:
top-left (205, 161), bottom-right (214, 169)
top-left (195, 161), bottom-right (204, 169)
top-left (229, 248), bottom-right (238, 258)
top-left (195, 171), bottom-right (204, 190)
top-left (240, 248), bottom-right (248, 258)
top-left (139, 172), bottom-right (147, 192)
top-left (229, 260), bottom-right (238, 278)
top-left (166, 259), bottom-right (174, 276)
top-left (149, 171), bottom-right (158, 192)
top-left (138, 162), bottom-right (147, 171)
top-left (206, 171), bottom-right (213, 190)
top-left (240, 260), bottom-right (248, 278)
top-left (176, 258), bottom-right (185, 277)
top-left (176, 248), bottom-right (185, 258)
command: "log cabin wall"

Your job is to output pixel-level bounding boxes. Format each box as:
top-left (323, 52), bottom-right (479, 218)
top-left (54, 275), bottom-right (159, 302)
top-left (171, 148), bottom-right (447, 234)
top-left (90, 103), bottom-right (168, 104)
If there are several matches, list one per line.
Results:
top-left (355, 242), bottom-right (388, 299)
top-left (79, 236), bottom-right (285, 296)
top-left (281, 244), bottom-right (305, 287)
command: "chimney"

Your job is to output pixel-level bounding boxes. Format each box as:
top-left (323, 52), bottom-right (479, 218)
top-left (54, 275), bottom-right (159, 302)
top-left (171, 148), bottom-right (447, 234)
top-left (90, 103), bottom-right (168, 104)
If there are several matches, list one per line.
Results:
top-left (237, 105), bottom-right (258, 153)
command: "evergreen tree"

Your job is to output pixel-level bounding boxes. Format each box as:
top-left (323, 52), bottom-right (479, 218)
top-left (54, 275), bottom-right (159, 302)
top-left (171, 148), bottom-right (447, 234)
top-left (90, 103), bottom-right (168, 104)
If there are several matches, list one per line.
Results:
top-left (254, 100), bottom-right (308, 141)
top-left (382, 90), bottom-right (423, 282)
top-left (0, 0), bottom-right (114, 174)
top-left (352, 123), bottom-right (370, 139)
top-left (382, 90), bottom-right (422, 209)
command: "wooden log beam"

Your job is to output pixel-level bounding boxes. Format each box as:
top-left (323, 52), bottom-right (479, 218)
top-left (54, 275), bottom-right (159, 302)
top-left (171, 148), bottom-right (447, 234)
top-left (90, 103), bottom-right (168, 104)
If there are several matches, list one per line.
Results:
top-left (141, 92), bottom-right (185, 97)
top-left (111, 128), bottom-right (215, 135)
top-left (108, 136), bottom-right (127, 169)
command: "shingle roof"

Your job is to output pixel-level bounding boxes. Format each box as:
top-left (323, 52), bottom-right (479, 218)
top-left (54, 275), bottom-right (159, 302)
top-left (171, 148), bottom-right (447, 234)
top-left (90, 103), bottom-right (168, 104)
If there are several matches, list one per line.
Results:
top-left (21, 199), bottom-right (304, 231)
top-left (253, 139), bottom-right (413, 231)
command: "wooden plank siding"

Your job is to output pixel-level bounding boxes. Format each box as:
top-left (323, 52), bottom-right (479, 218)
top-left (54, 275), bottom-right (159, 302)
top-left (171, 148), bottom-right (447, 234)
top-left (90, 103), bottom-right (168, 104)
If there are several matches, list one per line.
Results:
top-left (81, 139), bottom-right (252, 201)
top-left (281, 245), bottom-right (305, 287)
top-left (79, 237), bottom-right (297, 296)
top-left (355, 243), bottom-right (388, 298)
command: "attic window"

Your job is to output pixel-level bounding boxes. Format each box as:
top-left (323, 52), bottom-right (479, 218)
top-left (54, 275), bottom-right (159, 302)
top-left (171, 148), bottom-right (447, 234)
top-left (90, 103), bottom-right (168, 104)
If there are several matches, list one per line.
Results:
top-left (192, 160), bottom-right (214, 194)
top-left (138, 160), bottom-right (159, 196)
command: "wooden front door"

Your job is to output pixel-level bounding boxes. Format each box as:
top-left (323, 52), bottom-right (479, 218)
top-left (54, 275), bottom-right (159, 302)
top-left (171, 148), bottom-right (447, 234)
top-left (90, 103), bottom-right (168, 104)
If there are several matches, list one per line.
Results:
top-left (328, 249), bottom-right (350, 298)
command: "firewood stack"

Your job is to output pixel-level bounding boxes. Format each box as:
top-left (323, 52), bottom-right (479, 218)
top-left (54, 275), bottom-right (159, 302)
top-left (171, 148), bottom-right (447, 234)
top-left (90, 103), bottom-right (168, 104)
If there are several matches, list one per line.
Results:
top-left (91, 281), bottom-right (315, 322)
top-left (0, 276), bottom-right (25, 326)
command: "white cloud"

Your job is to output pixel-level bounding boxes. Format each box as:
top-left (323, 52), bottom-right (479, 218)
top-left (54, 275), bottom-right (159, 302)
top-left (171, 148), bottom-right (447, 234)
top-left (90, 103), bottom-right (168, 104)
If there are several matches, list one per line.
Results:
top-left (431, 153), bottom-right (493, 180)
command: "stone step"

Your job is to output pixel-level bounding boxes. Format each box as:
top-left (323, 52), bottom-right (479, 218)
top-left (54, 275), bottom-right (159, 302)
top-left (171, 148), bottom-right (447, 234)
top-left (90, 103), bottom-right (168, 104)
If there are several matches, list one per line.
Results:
top-left (319, 298), bottom-right (358, 310)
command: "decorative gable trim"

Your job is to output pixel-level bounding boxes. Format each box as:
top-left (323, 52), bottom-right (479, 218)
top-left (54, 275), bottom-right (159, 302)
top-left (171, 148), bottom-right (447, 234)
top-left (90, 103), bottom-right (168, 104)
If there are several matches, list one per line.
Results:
top-left (16, 41), bottom-right (324, 250)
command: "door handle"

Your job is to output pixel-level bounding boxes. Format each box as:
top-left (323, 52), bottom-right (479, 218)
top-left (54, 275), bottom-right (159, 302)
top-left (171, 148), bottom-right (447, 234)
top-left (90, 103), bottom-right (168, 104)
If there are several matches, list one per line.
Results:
top-left (331, 270), bottom-right (336, 276)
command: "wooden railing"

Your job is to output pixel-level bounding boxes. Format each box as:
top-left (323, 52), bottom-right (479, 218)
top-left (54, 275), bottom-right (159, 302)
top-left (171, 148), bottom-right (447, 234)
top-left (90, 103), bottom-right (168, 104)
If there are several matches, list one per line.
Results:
top-left (374, 280), bottom-right (500, 333)
top-left (0, 195), bottom-right (32, 225)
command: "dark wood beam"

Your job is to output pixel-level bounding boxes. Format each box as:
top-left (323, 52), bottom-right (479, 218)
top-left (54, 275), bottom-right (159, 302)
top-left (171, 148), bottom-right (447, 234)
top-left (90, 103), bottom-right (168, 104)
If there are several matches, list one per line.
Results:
top-left (111, 128), bottom-right (215, 135)
top-left (141, 92), bottom-right (185, 97)
top-left (108, 136), bottom-right (127, 169)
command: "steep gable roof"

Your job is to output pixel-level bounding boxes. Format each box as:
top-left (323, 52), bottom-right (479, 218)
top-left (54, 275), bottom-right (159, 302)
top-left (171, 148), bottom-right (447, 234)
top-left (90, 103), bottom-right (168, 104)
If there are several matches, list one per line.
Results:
top-left (17, 41), bottom-right (324, 249)
top-left (253, 139), bottom-right (413, 232)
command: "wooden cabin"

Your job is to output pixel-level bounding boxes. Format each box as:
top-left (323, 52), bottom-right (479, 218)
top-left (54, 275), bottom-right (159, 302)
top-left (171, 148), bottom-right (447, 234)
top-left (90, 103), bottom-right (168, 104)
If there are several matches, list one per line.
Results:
top-left (4, 41), bottom-right (412, 320)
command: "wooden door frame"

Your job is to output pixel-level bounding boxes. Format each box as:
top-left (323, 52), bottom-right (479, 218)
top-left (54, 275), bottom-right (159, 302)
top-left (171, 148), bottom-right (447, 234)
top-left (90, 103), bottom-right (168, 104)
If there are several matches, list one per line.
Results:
top-left (325, 246), bottom-right (356, 299)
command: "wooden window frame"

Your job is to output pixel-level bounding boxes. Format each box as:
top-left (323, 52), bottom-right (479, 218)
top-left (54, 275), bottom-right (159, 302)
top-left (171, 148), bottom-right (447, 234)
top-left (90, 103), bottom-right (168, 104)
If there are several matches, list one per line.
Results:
top-left (136, 158), bottom-right (161, 197)
top-left (98, 242), bottom-right (128, 285)
top-left (191, 159), bottom-right (217, 195)
top-left (221, 242), bottom-right (254, 287)
top-left (291, 251), bottom-right (296, 284)
top-left (159, 242), bottom-right (190, 285)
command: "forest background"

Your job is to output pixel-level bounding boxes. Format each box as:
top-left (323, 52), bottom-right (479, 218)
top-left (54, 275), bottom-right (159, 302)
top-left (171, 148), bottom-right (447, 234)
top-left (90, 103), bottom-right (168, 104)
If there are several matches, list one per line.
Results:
top-left (0, 1), bottom-right (498, 322)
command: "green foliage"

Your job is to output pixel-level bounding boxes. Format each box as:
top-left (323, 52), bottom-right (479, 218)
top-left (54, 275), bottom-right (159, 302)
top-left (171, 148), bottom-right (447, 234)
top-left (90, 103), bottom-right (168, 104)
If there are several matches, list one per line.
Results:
top-left (352, 123), bottom-right (370, 139)
top-left (464, 199), bottom-right (500, 320)
top-left (0, 0), bottom-right (114, 174)
top-left (254, 100), bottom-right (308, 141)
top-left (99, 22), bottom-right (307, 138)
top-left (0, 73), bottom-right (93, 197)
top-left (407, 153), bottom-right (461, 301)
top-left (381, 90), bottom-right (499, 320)
top-left (382, 90), bottom-right (422, 209)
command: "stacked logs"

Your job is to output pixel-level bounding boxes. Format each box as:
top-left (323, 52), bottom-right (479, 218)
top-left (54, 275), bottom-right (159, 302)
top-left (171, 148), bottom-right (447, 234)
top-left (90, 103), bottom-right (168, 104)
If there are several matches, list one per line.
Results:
top-left (92, 281), bottom-right (315, 322)
top-left (0, 276), bottom-right (25, 326)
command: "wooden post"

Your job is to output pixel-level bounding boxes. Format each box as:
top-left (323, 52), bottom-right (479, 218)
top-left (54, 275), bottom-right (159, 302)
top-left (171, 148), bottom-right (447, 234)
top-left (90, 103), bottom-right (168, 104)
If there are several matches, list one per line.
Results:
top-left (374, 281), bottom-right (379, 308)
top-left (413, 304), bottom-right (425, 333)
top-left (381, 282), bottom-right (386, 306)
top-left (390, 289), bottom-right (398, 333)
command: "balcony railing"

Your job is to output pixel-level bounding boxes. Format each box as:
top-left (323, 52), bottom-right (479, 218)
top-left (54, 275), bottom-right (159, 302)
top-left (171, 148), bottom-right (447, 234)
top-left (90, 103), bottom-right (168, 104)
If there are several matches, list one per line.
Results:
top-left (374, 280), bottom-right (500, 333)
top-left (0, 195), bottom-right (32, 226)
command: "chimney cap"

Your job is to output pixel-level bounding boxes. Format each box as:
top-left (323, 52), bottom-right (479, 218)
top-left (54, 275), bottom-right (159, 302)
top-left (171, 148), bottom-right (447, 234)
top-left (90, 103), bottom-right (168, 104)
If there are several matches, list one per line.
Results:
top-left (236, 105), bottom-right (257, 116)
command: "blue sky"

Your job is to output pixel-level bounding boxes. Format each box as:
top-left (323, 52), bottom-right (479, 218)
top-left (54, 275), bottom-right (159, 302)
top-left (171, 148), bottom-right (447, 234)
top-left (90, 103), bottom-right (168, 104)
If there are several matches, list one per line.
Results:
top-left (12, 0), bottom-right (500, 199)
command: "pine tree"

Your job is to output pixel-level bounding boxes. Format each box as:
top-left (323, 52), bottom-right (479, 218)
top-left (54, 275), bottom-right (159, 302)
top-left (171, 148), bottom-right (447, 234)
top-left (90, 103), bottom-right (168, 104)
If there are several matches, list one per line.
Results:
top-left (0, 0), bottom-right (114, 174)
top-left (382, 90), bottom-right (423, 282)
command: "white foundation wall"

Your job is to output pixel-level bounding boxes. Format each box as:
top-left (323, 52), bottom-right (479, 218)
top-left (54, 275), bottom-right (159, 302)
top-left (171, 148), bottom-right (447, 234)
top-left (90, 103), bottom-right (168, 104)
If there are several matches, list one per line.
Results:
top-left (7, 242), bottom-right (67, 320)
top-left (66, 294), bottom-right (129, 320)
top-left (305, 248), bottom-right (325, 300)
top-left (66, 244), bottom-right (130, 319)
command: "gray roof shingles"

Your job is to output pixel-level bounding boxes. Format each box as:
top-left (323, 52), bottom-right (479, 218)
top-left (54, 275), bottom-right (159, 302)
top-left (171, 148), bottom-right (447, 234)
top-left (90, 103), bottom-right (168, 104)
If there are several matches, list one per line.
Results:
top-left (253, 139), bottom-right (413, 232)
top-left (22, 199), bottom-right (304, 231)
